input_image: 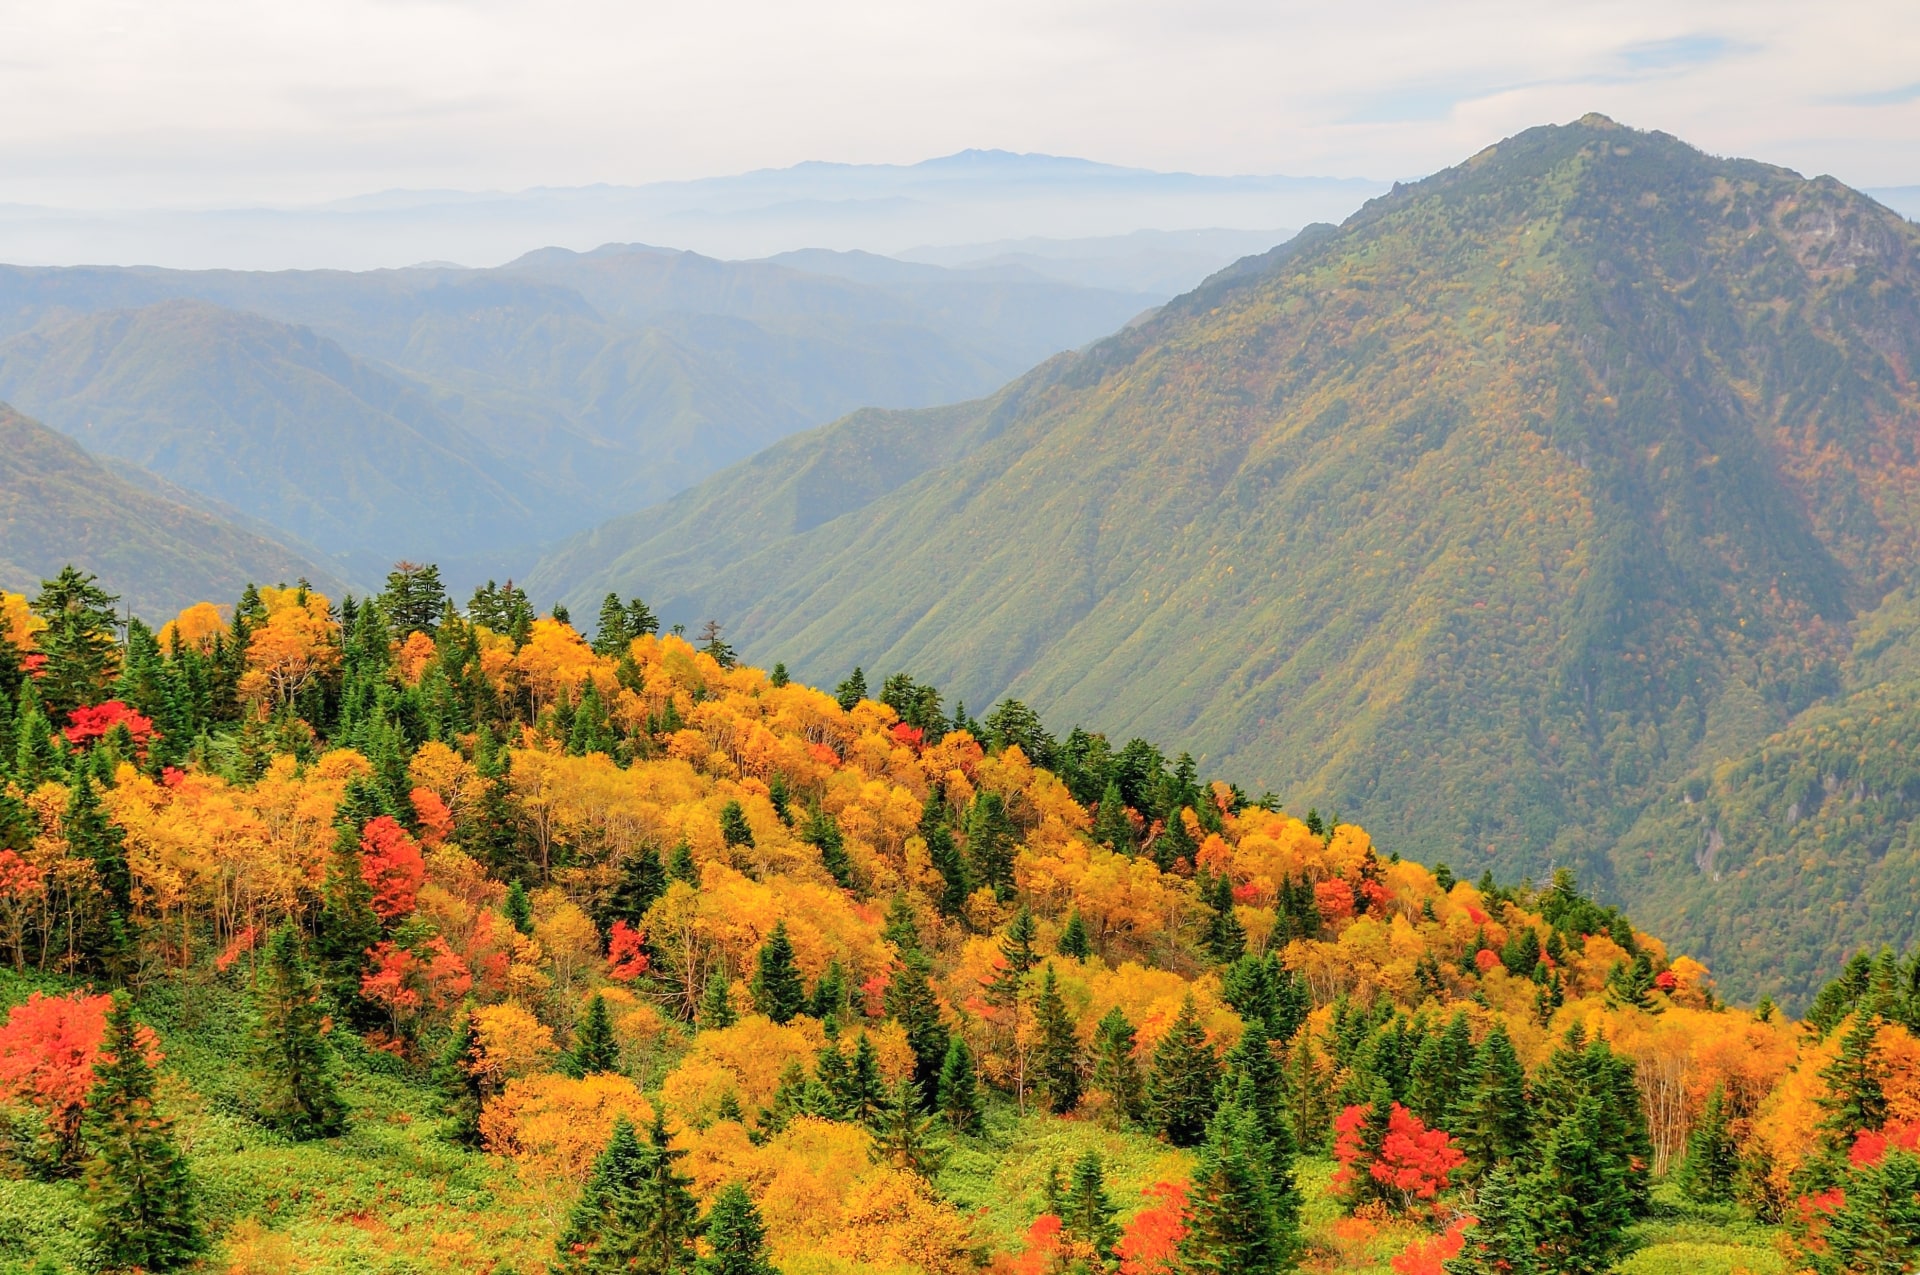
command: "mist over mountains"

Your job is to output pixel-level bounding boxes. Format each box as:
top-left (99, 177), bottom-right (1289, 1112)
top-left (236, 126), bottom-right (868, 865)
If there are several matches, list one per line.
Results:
top-left (0, 150), bottom-right (1379, 272)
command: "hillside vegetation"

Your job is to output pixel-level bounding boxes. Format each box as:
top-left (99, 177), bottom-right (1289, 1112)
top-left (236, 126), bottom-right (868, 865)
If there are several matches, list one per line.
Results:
top-left (530, 116), bottom-right (1920, 1005)
top-left (2, 563), bottom-right (1916, 1274)
top-left (0, 407), bottom-right (343, 619)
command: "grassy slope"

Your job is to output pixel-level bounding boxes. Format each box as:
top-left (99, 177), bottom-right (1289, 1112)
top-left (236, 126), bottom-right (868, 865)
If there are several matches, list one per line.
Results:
top-left (0, 405), bottom-right (348, 621)
top-left (1, 967), bottom-right (1786, 1275)
top-left (530, 117), bottom-right (1920, 1004)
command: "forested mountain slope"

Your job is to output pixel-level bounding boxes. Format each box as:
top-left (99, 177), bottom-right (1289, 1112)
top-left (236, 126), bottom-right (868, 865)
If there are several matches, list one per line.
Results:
top-left (0, 406), bottom-right (343, 616)
top-left (532, 116), bottom-right (1920, 1004)
top-left (0, 246), bottom-right (1161, 571)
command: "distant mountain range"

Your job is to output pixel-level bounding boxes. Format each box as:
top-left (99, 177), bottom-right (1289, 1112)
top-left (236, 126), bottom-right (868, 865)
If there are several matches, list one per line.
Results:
top-left (0, 242), bottom-right (1178, 583)
top-left (0, 150), bottom-right (1379, 272)
top-left (527, 116), bottom-right (1920, 1006)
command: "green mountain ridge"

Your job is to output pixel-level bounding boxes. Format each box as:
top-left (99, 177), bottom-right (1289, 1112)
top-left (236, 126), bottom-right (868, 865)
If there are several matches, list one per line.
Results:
top-left (530, 115), bottom-right (1920, 1003)
top-left (0, 403), bottom-right (347, 618)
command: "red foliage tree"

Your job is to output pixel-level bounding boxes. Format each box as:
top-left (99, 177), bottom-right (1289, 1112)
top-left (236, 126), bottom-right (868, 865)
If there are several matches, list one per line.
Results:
top-left (359, 815), bottom-right (425, 921)
top-left (60, 700), bottom-right (156, 752)
top-left (605, 919), bottom-right (650, 981)
top-left (410, 788), bottom-right (454, 848)
top-left (1115, 1181), bottom-right (1188, 1275)
top-left (1335, 1100), bottom-right (1465, 1212)
top-left (360, 936), bottom-right (472, 1036)
top-left (0, 991), bottom-right (155, 1165)
top-left (1391, 1219), bottom-right (1470, 1274)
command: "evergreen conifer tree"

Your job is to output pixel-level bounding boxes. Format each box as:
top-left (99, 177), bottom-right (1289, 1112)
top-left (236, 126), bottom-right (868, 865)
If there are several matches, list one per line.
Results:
top-left (316, 822), bottom-right (381, 1006)
top-left (30, 567), bottom-right (121, 720)
top-left (593, 594), bottom-right (633, 656)
top-left (937, 1036), bottom-right (980, 1133)
top-left (1525, 1094), bottom-right (1634, 1275)
top-left (570, 992), bottom-right (620, 1076)
top-left (84, 996), bottom-right (203, 1272)
top-left (554, 1115), bottom-right (647, 1273)
top-left (1819, 1007), bottom-right (1890, 1152)
top-left (882, 892), bottom-right (920, 953)
top-left (695, 1182), bottom-right (779, 1275)
top-left (1058, 909), bottom-right (1091, 960)
top-left (801, 805), bottom-right (854, 890)
top-left (504, 879), bottom-right (534, 935)
top-left (964, 792), bottom-right (1018, 899)
top-left (432, 1002), bottom-right (486, 1145)
top-left (1092, 779), bottom-right (1133, 852)
top-left (919, 790), bottom-right (968, 915)
top-left (1443, 1163), bottom-right (1532, 1275)
top-left (66, 775), bottom-right (132, 968)
top-left (768, 663), bottom-right (789, 688)
top-left (1091, 1006), bottom-right (1145, 1125)
top-left (669, 840), bottom-right (699, 885)
top-left (834, 668), bottom-right (867, 711)
top-left (869, 1075), bottom-right (945, 1178)
top-left (1452, 1022), bottom-right (1530, 1180)
top-left (885, 948), bottom-right (950, 1100)
top-left (252, 925), bottom-right (348, 1139)
top-left (1205, 873), bottom-right (1247, 964)
top-left (700, 971), bottom-right (739, 1030)
top-left (1060, 1151), bottom-right (1120, 1262)
top-left (752, 923), bottom-right (806, 1024)
top-left (809, 959), bottom-right (848, 1023)
top-left (719, 800), bottom-right (755, 849)
top-left (1179, 1096), bottom-right (1295, 1275)
top-left (836, 1033), bottom-right (887, 1124)
top-left (1819, 1150), bottom-right (1920, 1273)
top-left (1033, 963), bottom-right (1082, 1114)
top-left (609, 847), bottom-right (667, 928)
top-left (1676, 1084), bottom-right (1738, 1203)
top-left (1149, 995), bottom-right (1221, 1146)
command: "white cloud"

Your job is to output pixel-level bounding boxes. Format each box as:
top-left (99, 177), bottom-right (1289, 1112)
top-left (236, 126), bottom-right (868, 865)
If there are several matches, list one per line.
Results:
top-left (0, 0), bottom-right (1914, 207)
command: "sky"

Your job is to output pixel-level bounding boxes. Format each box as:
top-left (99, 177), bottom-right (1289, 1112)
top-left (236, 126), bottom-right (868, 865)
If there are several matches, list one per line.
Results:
top-left (1, 0), bottom-right (1916, 208)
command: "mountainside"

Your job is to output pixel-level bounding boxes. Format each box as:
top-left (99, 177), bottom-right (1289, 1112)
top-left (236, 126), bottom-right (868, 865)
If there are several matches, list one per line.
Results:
top-left (0, 404), bottom-right (345, 617)
top-left (0, 248), bottom-right (1160, 574)
top-left (0, 300), bottom-right (550, 561)
top-left (531, 116), bottom-right (1920, 1003)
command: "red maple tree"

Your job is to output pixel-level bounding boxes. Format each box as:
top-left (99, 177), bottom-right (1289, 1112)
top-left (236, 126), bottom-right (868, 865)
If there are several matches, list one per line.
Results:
top-left (359, 815), bottom-right (425, 921)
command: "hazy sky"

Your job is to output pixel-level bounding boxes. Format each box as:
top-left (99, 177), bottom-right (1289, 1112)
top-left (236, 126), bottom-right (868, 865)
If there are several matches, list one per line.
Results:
top-left (3, 0), bottom-right (1916, 207)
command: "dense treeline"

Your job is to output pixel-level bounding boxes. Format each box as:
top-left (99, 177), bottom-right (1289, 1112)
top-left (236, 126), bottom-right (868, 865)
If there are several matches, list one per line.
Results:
top-left (0, 564), bottom-right (1916, 1274)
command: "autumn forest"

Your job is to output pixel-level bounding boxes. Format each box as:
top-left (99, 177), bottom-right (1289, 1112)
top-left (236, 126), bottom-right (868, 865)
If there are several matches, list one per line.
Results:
top-left (0, 559), bottom-right (1913, 1275)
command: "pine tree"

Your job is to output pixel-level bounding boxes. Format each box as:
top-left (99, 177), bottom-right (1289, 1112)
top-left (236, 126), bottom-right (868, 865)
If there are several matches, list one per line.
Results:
top-left (719, 800), bottom-right (755, 849)
top-left (570, 992), bottom-right (620, 1076)
top-left (379, 562), bottom-right (446, 638)
top-left (1033, 963), bottom-right (1082, 1114)
top-left (1819, 1007), bottom-right (1890, 1153)
top-left (1060, 1151), bottom-right (1120, 1263)
top-left (1149, 995), bottom-right (1221, 1147)
top-left (885, 948), bottom-right (950, 1100)
top-left (433, 1002), bottom-right (486, 1146)
top-left (809, 959), bottom-right (848, 1023)
top-left (836, 1033), bottom-right (887, 1124)
top-left (800, 806), bottom-right (854, 890)
top-left (919, 790), bottom-right (968, 915)
top-left (578, 1110), bottom-right (703, 1275)
top-left (991, 906), bottom-right (1040, 1003)
top-left (768, 663), bottom-right (789, 688)
top-left (766, 773), bottom-right (793, 825)
top-left (1205, 873), bottom-right (1247, 964)
top-left (938, 1036), bottom-right (980, 1133)
top-left (1452, 1021), bottom-right (1529, 1180)
top-left (752, 923), bottom-right (806, 1024)
top-left (568, 679), bottom-right (615, 756)
top-left (964, 792), bottom-right (1018, 900)
top-left (882, 892), bottom-right (920, 953)
top-left (1092, 779), bottom-right (1134, 852)
top-left (504, 878), bottom-right (534, 935)
top-left (834, 668), bottom-right (867, 711)
top-left (1220, 1023), bottom-right (1288, 1160)
top-left (608, 846), bottom-right (667, 928)
top-left (316, 821), bottom-right (381, 1008)
top-left (1091, 1006), bottom-right (1146, 1125)
top-left (252, 925), bottom-right (348, 1140)
top-left (66, 775), bottom-right (132, 969)
top-left (554, 1115), bottom-right (647, 1273)
top-left (700, 971), bottom-right (739, 1030)
top-left (12, 682), bottom-right (61, 788)
top-left (669, 840), bottom-right (699, 885)
top-left (1058, 909), bottom-right (1091, 960)
top-left (869, 1075), bottom-right (946, 1178)
top-left (696, 1182), bottom-right (779, 1275)
top-left (594, 593), bottom-right (634, 656)
top-left (1525, 1094), bottom-right (1634, 1275)
top-left (1179, 1095), bottom-right (1295, 1275)
top-left (1443, 1162), bottom-right (1533, 1275)
top-left (30, 567), bottom-right (121, 720)
top-left (1819, 1150), bottom-right (1920, 1274)
top-left (1676, 1084), bottom-right (1738, 1203)
top-left (84, 995), bottom-right (203, 1272)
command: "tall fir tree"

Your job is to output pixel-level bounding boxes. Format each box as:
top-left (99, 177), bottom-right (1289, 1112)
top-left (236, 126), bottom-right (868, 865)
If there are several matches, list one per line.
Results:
top-left (752, 922), bottom-right (806, 1024)
top-left (84, 996), bottom-right (203, 1272)
top-left (433, 1001), bottom-right (486, 1146)
top-left (554, 1115), bottom-right (647, 1273)
top-left (1179, 1094), bottom-right (1298, 1275)
top-left (1057, 909), bottom-right (1091, 960)
top-left (570, 992), bottom-right (621, 1076)
top-left (695, 1182), bottom-right (779, 1275)
top-left (800, 806), bottom-right (854, 890)
top-left (1451, 1021), bottom-right (1530, 1180)
top-left (937, 1035), bottom-right (980, 1133)
top-left (30, 567), bottom-right (121, 721)
top-left (1676, 1084), bottom-right (1739, 1203)
top-left (1092, 779), bottom-right (1134, 852)
top-left (316, 820), bottom-right (381, 1009)
top-left (884, 948), bottom-right (950, 1101)
top-left (869, 1075), bottom-right (946, 1178)
top-left (1149, 995), bottom-right (1221, 1147)
top-left (964, 792), bottom-right (1018, 900)
top-left (1032, 963), bottom-right (1082, 1115)
top-left (1060, 1151), bottom-right (1120, 1262)
top-left (252, 924), bottom-right (348, 1140)
top-left (1091, 1006), bottom-right (1146, 1125)
top-left (719, 800), bottom-right (755, 849)
top-left (700, 971), bottom-right (740, 1031)
top-left (66, 774), bottom-right (132, 968)
top-left (1818, 1007), bottom-right (1891, 1153)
